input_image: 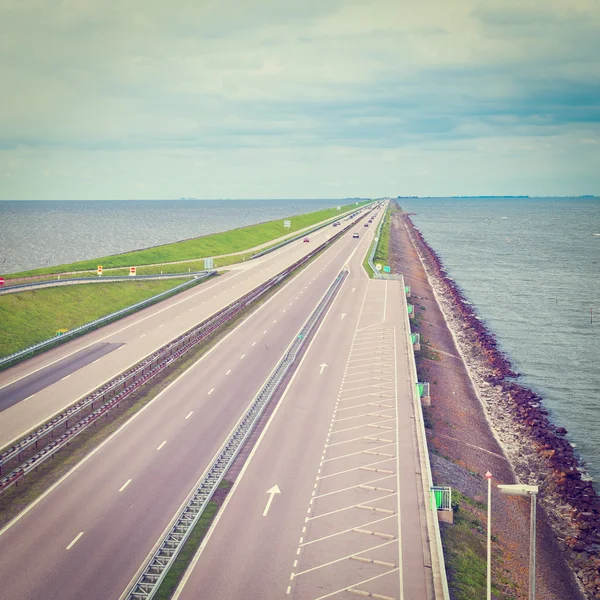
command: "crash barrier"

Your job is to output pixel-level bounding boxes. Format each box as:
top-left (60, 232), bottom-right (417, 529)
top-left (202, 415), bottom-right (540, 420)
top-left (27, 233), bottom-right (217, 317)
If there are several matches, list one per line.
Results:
top-left (125, 268), bottom-right (348, 600)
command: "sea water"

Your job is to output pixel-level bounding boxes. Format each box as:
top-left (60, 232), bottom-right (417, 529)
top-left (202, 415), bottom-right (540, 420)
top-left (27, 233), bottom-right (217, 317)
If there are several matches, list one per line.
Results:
top-left (0, 198), bottom-right (352, 274)
top-left (399, 197), bottom-right (600, 487)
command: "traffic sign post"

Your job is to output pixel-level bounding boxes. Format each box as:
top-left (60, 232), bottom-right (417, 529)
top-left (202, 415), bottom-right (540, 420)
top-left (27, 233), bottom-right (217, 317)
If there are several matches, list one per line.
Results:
top-left (283, 220), bottom-right (291, 229)
top-left (129, 266), bottom-right (137, 276)
top-left (97, 266), bottom-right (103, 276)
top-left (0, 277), bottom-right (4, 287)
top-left (383, 265), bottom-right (391, 273)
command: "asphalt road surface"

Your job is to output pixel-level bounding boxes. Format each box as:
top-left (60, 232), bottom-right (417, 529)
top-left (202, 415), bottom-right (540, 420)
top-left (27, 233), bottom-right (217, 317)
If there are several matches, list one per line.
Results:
top-left (0, 210), bottom-right (384, 600)
top-left (174, 219), bottom-right (432, 599)
top-left (0, 342), bottom-right (124, 412)
top-left (0, 206), bottom-right (374, 450)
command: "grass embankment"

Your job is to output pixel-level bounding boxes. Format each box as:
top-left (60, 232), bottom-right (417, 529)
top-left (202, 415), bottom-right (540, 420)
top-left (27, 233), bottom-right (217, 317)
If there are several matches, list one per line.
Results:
top-left (0, 279), bottom-right (188, 357)
top-left (442, 491), bottom-right (515, 600)
top-left (7, 200), bottom-right (370, 279)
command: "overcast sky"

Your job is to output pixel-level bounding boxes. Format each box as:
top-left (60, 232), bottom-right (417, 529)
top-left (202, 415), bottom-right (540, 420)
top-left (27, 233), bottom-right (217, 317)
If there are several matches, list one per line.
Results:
top-left (1, 0), bottom-right (599, 200)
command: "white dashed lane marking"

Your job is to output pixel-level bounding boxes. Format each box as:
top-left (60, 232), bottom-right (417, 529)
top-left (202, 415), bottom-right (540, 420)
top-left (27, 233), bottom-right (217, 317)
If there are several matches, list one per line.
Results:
top-left (119, 479), bottom-right (132, 492)
top-left (66, 532), bottom-right (84, 550)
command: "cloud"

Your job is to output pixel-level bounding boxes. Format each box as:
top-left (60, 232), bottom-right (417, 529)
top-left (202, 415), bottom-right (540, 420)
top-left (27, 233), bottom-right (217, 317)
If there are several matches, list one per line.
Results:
top-left (0, 0), bottom-right (599, 198)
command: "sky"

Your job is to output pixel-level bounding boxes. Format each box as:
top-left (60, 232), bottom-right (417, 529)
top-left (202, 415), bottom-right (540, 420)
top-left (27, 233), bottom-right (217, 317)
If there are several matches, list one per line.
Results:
top-left (1, 0), bottom-right (599, 200)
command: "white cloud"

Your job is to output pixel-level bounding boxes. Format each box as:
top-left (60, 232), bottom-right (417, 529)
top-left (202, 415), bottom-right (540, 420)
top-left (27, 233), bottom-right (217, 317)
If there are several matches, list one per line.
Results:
top-left (0, 0), bottom-right (599, 198)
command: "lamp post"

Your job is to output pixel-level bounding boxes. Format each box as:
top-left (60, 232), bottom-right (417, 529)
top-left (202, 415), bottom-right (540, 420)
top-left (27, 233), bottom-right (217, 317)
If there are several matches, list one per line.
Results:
top-left (498, 484), bottom-right (539, 600)
top-left (485, 471), bottom-right (493, 600)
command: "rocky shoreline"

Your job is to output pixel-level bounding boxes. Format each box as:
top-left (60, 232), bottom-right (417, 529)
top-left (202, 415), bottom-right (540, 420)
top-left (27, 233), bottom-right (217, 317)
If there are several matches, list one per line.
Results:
top-left (402, 213), bottom-right (600, 599)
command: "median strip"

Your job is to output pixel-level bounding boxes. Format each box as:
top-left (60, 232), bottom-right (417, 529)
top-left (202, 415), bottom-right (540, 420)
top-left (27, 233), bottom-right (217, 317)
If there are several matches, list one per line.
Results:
top-left (123, 268), bottom-right (349, 600)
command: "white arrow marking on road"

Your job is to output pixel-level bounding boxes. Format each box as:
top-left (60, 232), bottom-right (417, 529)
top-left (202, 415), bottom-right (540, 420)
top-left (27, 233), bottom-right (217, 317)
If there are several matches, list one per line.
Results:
top-left (341, 313), bottom-right (346, 320)
top-left (352, 288), bottom-right (356, 292)
top-left (263, 485), bottom-right (281, 516)
top-left (319, 363), bottom-right (328, 374)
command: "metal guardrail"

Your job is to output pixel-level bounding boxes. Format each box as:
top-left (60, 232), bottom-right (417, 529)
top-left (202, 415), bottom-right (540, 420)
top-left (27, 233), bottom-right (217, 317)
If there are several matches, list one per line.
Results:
top-left (0, 272), bottom-right (208, 295)
top-left (0, 273), bottom-right (216, 371)
top-left (400, 273), bottom-right (450, 600)
top-left (125, 268), bottom-right (348, 600)
top-left (0, 218), bottom-right (358, 492)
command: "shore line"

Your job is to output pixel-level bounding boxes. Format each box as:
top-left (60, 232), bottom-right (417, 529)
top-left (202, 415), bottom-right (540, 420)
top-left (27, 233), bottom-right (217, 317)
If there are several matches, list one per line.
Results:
top-left (403, 214), bottom-right (600, 599)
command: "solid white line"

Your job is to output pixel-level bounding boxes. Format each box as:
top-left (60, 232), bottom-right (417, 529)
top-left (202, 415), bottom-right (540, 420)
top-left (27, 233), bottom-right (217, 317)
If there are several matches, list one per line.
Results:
top-left (301, 514), bottom-right (394, 546)
top-left (313, 568), bottom-right (400, 600)
top-left (185, 411), bottom-right (193, 420)
top-left (66, 531), bottom-right (84, 550)
top-left (293, 539), bottom-right (396, 577)
top-left (61, 374), bottom-right (71, 381)
top-left (313, 475), bottom-right (395, 499)
top-left (156, 440), bottom-right (167, 451)
top-left (119, 479), bottom-right (132, 492)
top-left (24, 394), bottom-right (35, 402)
top-left (317, 458), bottom-right (394, 480)
top-left (321, 443), bottom-right (394, 463)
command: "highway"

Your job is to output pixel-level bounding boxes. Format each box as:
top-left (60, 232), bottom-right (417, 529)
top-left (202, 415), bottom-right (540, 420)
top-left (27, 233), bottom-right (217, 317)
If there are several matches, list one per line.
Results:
top-left (0, 206), bottom-right (372, 451)
top-left (173, 213), bottom-right (432, 600)
top-left (0, 209), bottom-right (385, 599)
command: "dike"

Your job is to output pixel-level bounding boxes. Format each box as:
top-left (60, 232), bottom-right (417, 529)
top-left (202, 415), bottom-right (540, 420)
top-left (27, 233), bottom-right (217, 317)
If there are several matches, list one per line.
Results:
top-left (393, 212), bottom-right (598, 599)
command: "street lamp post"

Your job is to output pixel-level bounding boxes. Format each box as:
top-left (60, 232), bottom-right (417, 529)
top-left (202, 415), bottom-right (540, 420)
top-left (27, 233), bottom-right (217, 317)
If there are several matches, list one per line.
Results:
top-left (485, 471), bottom-right (493, 600)
top-left (498, 484), bottom-right (539, 600)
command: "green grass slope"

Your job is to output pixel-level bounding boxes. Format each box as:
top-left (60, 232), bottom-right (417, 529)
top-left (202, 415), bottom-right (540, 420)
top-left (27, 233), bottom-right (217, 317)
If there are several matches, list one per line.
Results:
top-left (0, 280), bottom-right (188, 357)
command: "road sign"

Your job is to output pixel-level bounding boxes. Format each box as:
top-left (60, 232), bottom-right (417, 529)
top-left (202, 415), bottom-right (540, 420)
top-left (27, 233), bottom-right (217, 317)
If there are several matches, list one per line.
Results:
top-left (97, 266), bottom-right (103, 276)
top-left (0, 277), bottom-right (4, 286)
top-left (383, 266), bottom-right (391, 273)
top-left (129, 266), bottom-right (137, 276)
top-left (375, 264), bottom-right (382, 271)
top-left (283, 220), bottom-right (291, 229)
top-left (337, 206), bottom-right (341, 210)
top-left (204, 257), bottom-right (214, 269)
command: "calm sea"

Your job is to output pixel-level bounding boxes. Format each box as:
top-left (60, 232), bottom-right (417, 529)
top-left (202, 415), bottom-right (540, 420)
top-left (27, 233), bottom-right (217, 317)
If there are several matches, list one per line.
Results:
top-left (399, 197), bottom-right (600, 486)
top-left (0, 199), bottom-right (356, 274)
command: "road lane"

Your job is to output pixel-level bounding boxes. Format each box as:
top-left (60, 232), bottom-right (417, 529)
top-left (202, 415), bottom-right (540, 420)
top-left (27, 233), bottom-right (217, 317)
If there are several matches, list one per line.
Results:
top-left (0, 213), bottom-right (383, 600)
top-left (174, 210), bottom-right (432, 600)
top-left (0, 342), bottom-right (124, 411)
top-left (0, 208), bottom-right (375, 449)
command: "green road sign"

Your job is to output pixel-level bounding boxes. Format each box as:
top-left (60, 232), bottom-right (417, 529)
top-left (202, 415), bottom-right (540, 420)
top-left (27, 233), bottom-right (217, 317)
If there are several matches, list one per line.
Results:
top-left (383, 266), bottom-right (391, 273)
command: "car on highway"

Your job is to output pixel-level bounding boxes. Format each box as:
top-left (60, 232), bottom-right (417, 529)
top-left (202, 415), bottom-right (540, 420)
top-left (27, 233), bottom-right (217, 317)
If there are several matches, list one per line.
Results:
top-left (303, 237), bottom-right (310, 242)
top-left (364, 223), bottom-right (369, 227)
top-left (353, 233), bottom-right (359, 238)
